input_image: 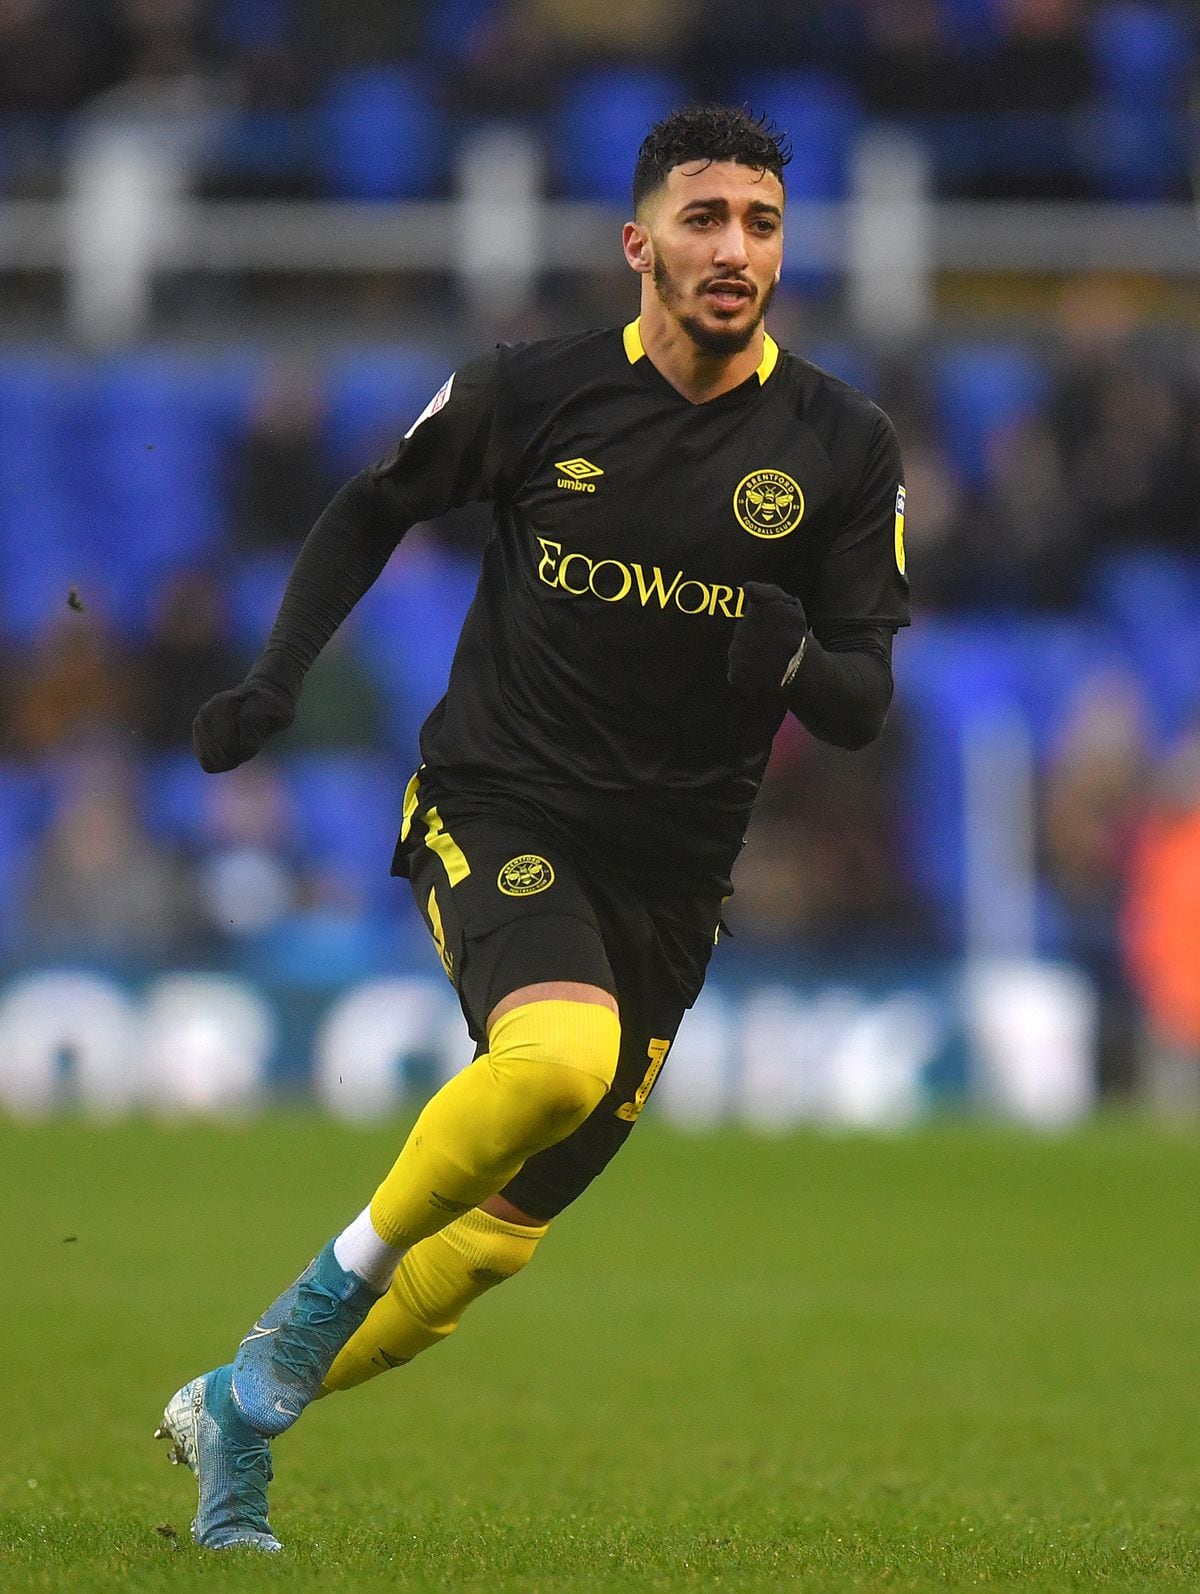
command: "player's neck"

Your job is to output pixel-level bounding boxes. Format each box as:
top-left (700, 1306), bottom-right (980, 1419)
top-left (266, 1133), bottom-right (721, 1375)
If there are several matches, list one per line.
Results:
top-left (635, 303), bottom-right (766, 405)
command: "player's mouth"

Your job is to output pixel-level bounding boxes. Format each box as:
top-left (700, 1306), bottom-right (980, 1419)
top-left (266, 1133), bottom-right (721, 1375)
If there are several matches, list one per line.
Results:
top-left (703, 280), bottom-right (754, 313)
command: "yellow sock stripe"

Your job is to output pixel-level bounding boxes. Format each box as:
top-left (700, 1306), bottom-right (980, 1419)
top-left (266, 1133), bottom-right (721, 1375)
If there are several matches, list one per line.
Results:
top-left (423, 804), bottom-right (471, 885)
top-left (488, 999), bottom-right (620, 1088)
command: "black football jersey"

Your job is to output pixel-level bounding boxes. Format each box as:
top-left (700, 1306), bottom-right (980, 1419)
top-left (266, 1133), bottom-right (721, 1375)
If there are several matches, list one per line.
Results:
top-left (372, 321), bottom-right (910, 899)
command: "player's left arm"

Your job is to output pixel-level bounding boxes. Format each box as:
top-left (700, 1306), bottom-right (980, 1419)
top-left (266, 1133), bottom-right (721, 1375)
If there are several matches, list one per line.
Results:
top-left (726, 406), bottom-right (909, 751)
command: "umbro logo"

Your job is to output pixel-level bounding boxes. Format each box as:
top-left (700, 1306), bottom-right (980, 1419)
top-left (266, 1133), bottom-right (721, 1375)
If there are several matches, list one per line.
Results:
top-left (555, 457), bottom-right (604, 494)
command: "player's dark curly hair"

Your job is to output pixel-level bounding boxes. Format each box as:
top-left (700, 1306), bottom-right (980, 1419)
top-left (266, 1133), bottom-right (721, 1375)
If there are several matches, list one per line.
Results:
top-left (632, 105), bottom-right (791, 213)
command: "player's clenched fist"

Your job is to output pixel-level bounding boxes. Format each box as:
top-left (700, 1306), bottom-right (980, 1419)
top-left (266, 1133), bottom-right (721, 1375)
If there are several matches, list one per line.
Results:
top-left (726, 581), bottom-right (810, 696)
top-left (192, 677), bottom-right (295, 773)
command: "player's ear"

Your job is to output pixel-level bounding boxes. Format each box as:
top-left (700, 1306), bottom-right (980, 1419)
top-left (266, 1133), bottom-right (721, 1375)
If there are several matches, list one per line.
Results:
top-left (622, 220), bottom-right (653, 276)
top-left (773, 266), bottom-right (781, 284)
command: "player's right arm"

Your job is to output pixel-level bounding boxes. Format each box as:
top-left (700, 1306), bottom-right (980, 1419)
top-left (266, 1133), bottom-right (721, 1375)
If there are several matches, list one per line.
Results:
top-left (193, 352), bottom-right (503, 773)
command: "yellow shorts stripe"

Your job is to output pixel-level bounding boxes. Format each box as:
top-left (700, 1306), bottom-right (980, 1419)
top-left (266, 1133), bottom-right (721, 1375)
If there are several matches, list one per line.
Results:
top-left (423, 804), bottom-right (471, 886)
top-left (400, 771), bottom-right (421, 843)
top-left (426, 885), bottom-right (453, 978)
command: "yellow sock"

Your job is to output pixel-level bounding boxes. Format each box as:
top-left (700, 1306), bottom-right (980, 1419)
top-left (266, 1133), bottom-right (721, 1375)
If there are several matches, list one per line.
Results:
top-left (323, 1207), bottom-right (548, 1392)
top-left (368, 1000), bottom-right (618, 1250)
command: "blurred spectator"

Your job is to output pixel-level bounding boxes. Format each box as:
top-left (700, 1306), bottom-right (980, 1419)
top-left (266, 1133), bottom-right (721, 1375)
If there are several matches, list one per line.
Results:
top-left (526, 0), bottom-right (696, 64)
top-left (22, 758), bottom-right (204, 963)
top-left (1050, 279), bottom-right (1200, 552)
top-left (972, 414), bottom-right (1086, 610)
top-left (1041, 670), bottom-right (1149, 1092)
top-left (1123, 726), bottom-right (1200, 1114)
top-left (296, 0), bottom-right (424, 69)
top-left (230, 365), bottom-right (335, 554)
top-left (856, 0), bottom-right (973, 121)
top-left (117, 0), bottom-right (216, 83)
top-left (2, 610), bottom-right (140, 758)
top-left (137, 568), bottom-right (243, 749)
top-left (733, 709), bottom-right (930, 952)
top-left (895, 436), bottom-right (975, 612)
top-left (196, 759), bottom-right (302, 941)
top-left (444, 1), bottom-right (560, 119)
top-left (977, 0), bottom-right (1092, 199)
top-left (0, 0), bottom-right (131, 119)
top-left (277, 626), bottom-right (386, 751)
top-left (685, 0), bottom-right (856, 98)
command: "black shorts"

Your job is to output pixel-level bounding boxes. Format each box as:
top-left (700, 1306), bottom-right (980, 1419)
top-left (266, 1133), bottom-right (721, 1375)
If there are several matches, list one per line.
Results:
top-left (393, 775), bottom-right (722, 1219)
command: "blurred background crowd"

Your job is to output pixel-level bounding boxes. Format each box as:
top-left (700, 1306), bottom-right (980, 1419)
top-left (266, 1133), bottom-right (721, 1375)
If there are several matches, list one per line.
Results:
top-left (0, 0), bottom-right (1198, 1108)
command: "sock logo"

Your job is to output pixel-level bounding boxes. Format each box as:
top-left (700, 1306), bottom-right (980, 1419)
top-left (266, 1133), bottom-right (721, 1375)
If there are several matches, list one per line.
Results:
top-left (497, 854), bottom-right (555, 897)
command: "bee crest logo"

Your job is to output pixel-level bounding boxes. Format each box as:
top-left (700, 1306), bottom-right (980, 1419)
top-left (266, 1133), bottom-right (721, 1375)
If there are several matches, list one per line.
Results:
top-left (497, 855), bottom-right (556, 897)
top-left (733, 470), bottom-right (805, 539)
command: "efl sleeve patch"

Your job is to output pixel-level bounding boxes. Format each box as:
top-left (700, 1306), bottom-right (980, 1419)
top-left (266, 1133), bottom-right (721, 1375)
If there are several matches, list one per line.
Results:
top-left (404, 373), bottom-right (455, 440)
top-left (894, 485), bottom-right (906, 576)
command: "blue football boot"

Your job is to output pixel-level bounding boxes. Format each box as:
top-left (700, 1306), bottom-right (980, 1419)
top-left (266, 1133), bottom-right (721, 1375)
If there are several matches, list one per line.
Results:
top-left (229, 1241), bottom-right (382, 1437)
top-left (155, 1365), bottom-right (281, 1551)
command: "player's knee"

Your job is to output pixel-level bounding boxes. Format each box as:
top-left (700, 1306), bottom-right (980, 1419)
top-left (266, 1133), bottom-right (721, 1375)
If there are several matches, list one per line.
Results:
top-left (488, 999), bottom-right (620, 1141)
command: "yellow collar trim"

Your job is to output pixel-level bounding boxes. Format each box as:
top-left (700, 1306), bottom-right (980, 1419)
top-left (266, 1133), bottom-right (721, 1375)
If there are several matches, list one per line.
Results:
top-left (624, 318), bottom-right (779, 385)
top-left (756, 333), bottom-right (780, 385)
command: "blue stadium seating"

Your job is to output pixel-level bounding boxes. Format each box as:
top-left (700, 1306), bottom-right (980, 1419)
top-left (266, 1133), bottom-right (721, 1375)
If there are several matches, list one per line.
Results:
top-left (141, 752), bottom-right (216, 854)
top-left (284, 752), bottom-right (405, 908)
top-left (802, 340), bottom-right (879, 397)
top-left (894, 617), bottom-right (1022, 934)
top-left (423, 0), bottom-right (503, 62)
top-left (215, 0), bottom-right (290, 51)
top-left (737, 71), bottom-right (862, 203)
top-left (205, 110), bottom-right (315, 194)
top-left (355, 548), bottom-right (478, 759)
top-left (317, 66), bottom-right (449, 200)
top-left (1086, 4), bottom-right (1194, 198)
top-left (553, 69), bottom-right (686, 204)
top-left (1090, 3), bottom-right (1194, 105)
top-left (931, 343), bottom-right (1051, 490)
top-left (322, 348), bottom-right (454, 478)
top-left (735, 71), bottom-right (862, 292)
top-left (938, 0), bottom-right (1003, 53)
top-left (0, 763), bottom-right (46, 949)
top-left (230, 554), bottom-right (292, 651)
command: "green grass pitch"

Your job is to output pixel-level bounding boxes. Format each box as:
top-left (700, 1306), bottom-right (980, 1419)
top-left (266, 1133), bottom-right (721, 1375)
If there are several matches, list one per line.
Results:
top-left (2, 1115), bottom-right (1200, 1592)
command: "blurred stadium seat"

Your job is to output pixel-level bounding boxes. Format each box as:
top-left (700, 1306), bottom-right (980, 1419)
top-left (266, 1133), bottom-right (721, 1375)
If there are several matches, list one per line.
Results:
top-left (931, 343), bottom-right (1051, 490)
top-left (553, 69), bottom-right (686, 203)
top-left (1086, 3), bottom-right (1194, 198)
top-left (322, 348), bottom-right (454, 477)
top-left (317, 67), bottom-right (449, 200)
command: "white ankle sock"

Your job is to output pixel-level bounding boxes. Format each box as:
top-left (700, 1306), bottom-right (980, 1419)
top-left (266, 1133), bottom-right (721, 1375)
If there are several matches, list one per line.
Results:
top-left (333, 1206), bottom-right (406, 1291)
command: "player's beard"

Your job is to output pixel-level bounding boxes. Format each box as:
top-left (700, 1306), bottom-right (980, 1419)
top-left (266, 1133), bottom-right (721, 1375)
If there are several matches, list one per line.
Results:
top-left (651, 253), bottom-right (775, 356)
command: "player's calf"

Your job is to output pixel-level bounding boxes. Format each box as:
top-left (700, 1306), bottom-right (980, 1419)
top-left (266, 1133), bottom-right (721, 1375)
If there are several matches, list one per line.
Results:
top-left (323, 1206), bottom-right (548, 1391)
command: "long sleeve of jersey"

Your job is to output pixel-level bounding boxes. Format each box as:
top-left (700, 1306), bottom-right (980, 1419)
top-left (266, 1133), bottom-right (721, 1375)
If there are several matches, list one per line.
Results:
top-left (784, 621), bottom-right (895, 750)
top-left (249, 353), bottom-right (503, 697)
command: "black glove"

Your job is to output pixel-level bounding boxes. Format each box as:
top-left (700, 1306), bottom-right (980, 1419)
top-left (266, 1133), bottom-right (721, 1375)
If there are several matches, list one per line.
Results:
top-left (726, 581), bottom-right (810, 697)
top-left (192, 675), bottom-right (296, 773)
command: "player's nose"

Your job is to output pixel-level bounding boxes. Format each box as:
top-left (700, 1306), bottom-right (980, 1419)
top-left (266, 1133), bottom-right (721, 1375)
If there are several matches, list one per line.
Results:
top-left (710, 223), bottom-right (750, 271)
